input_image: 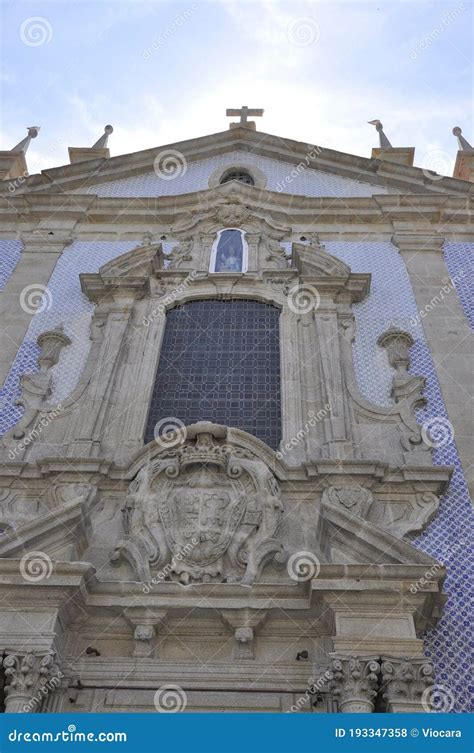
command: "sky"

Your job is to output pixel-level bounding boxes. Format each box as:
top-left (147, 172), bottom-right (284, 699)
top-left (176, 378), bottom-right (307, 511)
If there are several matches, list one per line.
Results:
top-left (0, 0), bottom-right (472, 176)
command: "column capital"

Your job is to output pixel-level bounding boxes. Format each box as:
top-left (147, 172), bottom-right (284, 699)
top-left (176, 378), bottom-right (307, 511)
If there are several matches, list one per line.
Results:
top-left (380, 655), bottom-right (434, 712)
top-left (19, 230), bottom-right (76, 251)
top-left (0, 650), bottom-right (63, 712)
top-left (391, 233), bottom-right (445, 254)
top-left (328, 655), bottom-right (380, 713)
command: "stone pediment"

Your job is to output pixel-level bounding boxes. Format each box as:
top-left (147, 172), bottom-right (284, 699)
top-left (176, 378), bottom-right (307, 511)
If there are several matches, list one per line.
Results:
top-left (4, 126), bottom-right (472, 197)
top-left (291, 241), bottom-right (351, 278)
top-left (0, 484), bottom-right (97, 560)
top-left (320, 493), bottom-right (439, 567)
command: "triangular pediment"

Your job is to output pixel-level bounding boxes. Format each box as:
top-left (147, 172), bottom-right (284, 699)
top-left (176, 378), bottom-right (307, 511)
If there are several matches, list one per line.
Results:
top-left (4, 126), bottom-right (472, 198)
top-left (321, 497), bottom-right (439, 567)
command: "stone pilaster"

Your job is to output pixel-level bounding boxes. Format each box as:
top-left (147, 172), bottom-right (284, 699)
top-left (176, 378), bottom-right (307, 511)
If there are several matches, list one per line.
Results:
top-left (328, 656), bottom-right (380, 712)
top-left (380, 656), bottom-right (434, 712)
top-left (0, 651), bottom-right (62, 713)
top-left (0, 231), bottom-right (75, 389)
top-left (393, 232), bottom-right (474, 496)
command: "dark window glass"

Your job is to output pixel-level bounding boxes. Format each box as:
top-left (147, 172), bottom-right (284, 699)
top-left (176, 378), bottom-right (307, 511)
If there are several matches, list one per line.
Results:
top-left (219, 170), bottom-right (255, 186)
top-left (144, 300), bottom-right (281, 449)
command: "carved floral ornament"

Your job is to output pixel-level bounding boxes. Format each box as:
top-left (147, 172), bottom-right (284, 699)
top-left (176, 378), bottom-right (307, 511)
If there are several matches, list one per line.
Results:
top-left (111, 422), bottom-right (286, 585)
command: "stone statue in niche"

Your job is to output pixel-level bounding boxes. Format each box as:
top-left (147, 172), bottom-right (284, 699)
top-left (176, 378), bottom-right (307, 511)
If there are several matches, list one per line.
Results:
top-left (111, 423), bottom-right (285, 585)
top-left (211, 229), bottom-right (246, 273)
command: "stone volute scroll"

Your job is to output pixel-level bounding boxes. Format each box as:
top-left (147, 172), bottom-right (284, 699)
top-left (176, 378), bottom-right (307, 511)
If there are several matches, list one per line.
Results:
top-left (3, 325), bottom-right (70, 445)
top-left (377, 327), bottom-right (429, 455)
top-left (380, 656), bottom-right (435, 713)
top-left (0, 651), bottom-right (62, 713)
top-left (328, 656), bottom-right (381, 713)
top-left (111, 422), bottom-right (285, 586)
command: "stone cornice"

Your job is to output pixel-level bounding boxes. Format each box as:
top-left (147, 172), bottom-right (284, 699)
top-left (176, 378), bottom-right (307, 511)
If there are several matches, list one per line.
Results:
top-left (0, 190), bottom-right (472, 237)
top-left (1, 127), bottom-right (472, 197)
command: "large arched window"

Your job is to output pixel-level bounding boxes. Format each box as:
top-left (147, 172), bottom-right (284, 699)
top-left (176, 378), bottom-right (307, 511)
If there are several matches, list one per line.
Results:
top-left (144, 299), bottom-right (281, 448)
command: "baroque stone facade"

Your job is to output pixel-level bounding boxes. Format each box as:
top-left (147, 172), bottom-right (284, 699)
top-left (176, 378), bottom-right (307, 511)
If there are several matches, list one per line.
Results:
top-left (0, 123), bottom-right (472, 713)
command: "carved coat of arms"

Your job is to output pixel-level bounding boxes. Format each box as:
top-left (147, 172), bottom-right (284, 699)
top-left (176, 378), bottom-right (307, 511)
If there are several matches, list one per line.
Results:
top-left (111, 423), bottom-right (284, 585)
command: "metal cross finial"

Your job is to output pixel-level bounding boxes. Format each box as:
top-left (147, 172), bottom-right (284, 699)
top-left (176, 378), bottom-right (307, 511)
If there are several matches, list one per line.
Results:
top-left (226, 106), bottom-right (264, 130)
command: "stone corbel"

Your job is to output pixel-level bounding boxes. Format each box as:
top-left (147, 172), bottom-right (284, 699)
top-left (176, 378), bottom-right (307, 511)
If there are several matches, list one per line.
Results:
top-left (380, 656), bottom-right (434, 712)
top-left (0, 650), bottom-right (62, 713)
top-left (124, 609), bottom-right (167, 658)
top-left (328, 655), bottom-right (381, 712)
top-left (221, 609), bottom-right (268, 660)
top-left (8, 326), bottom-right (70, 442)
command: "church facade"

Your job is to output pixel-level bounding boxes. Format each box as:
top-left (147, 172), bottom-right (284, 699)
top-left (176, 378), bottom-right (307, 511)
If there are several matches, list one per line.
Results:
top-left (0, 113), bottom-right (472, 714)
